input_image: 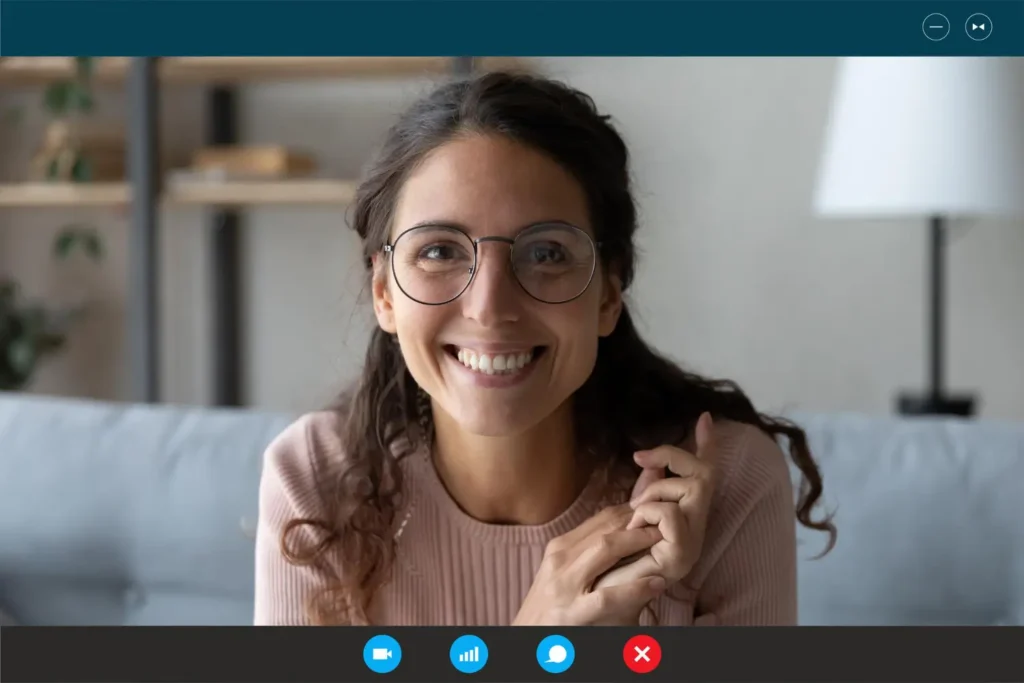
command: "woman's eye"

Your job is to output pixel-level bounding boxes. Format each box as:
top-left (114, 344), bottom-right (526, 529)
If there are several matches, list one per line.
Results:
top-left (421, 244), bottom-right (457, 260)
top-left (528, 244), bottom-right (567, 264)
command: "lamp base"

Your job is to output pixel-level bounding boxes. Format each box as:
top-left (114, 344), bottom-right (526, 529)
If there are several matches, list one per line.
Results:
top-left (897, 392), bottom-right (976, 417)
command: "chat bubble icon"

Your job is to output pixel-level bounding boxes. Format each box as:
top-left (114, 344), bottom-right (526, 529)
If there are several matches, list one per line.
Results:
top-left (545, 645), bottom-right (567, 664)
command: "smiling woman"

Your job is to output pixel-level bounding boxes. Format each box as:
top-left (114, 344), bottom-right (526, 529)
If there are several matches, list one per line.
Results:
top-left (253, 71), bottom-right (836, 627)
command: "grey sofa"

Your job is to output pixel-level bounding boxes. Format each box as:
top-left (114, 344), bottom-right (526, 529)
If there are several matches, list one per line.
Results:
top-left (1, 393), bottom-right (1021, 626)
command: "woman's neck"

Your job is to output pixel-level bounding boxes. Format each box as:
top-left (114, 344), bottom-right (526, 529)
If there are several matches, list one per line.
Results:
top-left (429, 401), bottom-right (590, 526)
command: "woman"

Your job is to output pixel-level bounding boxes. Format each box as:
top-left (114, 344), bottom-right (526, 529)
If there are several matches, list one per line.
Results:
top-left (254, 70), bottom-right (835, 627)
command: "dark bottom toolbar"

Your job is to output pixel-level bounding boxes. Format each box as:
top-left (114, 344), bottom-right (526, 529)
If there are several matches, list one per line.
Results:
top-left (2, 626), bottom-right (1022, 683)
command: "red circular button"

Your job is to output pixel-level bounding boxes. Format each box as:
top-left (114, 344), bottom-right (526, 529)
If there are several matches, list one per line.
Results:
top-left (623, 634), bottom-right (662, 674)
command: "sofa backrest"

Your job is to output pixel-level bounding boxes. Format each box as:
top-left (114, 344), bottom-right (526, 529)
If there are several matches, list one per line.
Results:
top-left (2, 394), bottom-right (1022, 625)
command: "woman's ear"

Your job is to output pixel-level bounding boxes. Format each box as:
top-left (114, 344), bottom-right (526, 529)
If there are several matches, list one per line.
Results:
top-left (598, 271), bottom-right (623, 337)
top-left (371, 253), bottom-right (398, 334)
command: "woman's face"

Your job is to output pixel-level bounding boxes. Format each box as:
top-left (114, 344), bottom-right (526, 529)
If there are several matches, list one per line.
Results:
top-left (372, 134), bottom-right (622, 437)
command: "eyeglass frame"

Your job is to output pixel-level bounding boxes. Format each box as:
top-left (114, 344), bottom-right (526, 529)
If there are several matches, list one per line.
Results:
top-left (382, 221), bottom-right (604, 306)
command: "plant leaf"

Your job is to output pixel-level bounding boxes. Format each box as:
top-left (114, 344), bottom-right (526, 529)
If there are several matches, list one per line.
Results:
top-left (54, 230), bottom-right (78, 259)
top-left (72, 155), bottom-right (93, 182)
top-left (84, 232), bottom-right (103, 260)
top-left (38, 332), bottom-right (67, 353)
top-left (43, 82), bottom-right (72, 116)
top-left (7, 336), bottom-right (37, 377)
top-left (53, 225), bottom-right (103, 261)
top-left (71, 83), bottom-right (94, 113)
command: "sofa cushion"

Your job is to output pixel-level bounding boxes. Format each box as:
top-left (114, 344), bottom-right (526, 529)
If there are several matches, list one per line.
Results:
top-left (0, 393), bottom-right (295, 625)
top-left (790, 412), bottom-right (1024, 625)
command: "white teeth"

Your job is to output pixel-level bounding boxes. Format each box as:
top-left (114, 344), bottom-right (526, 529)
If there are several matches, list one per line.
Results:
top-left (453, 347), bottom-right (535, 376)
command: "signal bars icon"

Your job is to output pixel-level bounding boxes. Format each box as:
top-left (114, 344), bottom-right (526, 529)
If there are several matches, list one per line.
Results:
top-left (449, 635), bottom-right (489, 674)
top-left (457, 646), bottom-right (481, 663)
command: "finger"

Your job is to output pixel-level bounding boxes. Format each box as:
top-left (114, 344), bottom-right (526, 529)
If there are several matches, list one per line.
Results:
top-left (633, 446), bottom-right (706, 479)
top-left (569, 526), bottom-right (662, 588)
top-left (630, 465), bottom-right (665, 501)
top-left (627, 501), bottom-right (702, 583)
top-left (695, 411), bottom-right (715, 457)
top-left (591, 552), bottom-right (661, 590)
top-left (574, 576), bottom-right (666, 625)
top-left (630, 477), bottom-right (702, 507)
top-left (625, 502), bottom-right (687, 545)
top-left (554, 504), bottom-right (632, 551)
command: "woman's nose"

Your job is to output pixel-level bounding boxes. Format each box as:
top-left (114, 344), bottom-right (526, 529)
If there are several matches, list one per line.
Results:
top-left (460, 242), bottom-right (522, 326)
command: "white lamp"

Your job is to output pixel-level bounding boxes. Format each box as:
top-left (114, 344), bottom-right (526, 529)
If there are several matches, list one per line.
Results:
top-left (815, 57), bottom-right (1024, 416)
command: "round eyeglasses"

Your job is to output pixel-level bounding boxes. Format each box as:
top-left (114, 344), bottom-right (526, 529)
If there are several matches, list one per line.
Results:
top-left (383, 222), bottom-right (601, 306)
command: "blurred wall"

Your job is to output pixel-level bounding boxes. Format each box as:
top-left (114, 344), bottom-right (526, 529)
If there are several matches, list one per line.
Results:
top-left (1, 57), bottom-right (1022, 419)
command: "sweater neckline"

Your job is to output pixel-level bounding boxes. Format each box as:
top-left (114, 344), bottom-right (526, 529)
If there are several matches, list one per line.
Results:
top-left (406, 448), bottom-right (617, 546)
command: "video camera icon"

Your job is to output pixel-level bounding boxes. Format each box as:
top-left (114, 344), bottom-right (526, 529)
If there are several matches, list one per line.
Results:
top-left (363, 635), bottom-right (402, 674)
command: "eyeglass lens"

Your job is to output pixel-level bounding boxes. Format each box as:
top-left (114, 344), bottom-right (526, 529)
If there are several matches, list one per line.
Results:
top-left (389, 223), bottom-right (597, 305)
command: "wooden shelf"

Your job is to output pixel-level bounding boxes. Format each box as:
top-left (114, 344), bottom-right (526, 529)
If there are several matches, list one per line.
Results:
top-left (0, 57), bottom-right (526, 86)
top-left (0, 180), bottom-right (357, 208)
top-left (0, 182), bottom-right (129, 207)
top-left (166, 179), bottom-right (357, 206)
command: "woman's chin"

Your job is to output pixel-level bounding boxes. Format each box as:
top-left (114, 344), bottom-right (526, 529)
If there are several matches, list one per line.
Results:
top-left (445, 403), bottom-right (545, 438)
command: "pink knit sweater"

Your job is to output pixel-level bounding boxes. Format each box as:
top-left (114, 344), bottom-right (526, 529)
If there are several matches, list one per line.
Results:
top-left (253, 410), bottom-right (798, 626)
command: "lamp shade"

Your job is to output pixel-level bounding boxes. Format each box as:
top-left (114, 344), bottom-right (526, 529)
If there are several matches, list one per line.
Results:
top-left (815, 57), bottom-right (1024, 218)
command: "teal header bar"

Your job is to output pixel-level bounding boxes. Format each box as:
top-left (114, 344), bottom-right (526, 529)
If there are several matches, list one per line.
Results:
top-left (1, 0), bottom-right (1022, 57)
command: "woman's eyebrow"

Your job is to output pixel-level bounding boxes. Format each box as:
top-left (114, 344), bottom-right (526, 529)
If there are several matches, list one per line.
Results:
top-left (402, 219), bottom-right (582, 234)
top-left (405, 219), bottom-right (471, 231)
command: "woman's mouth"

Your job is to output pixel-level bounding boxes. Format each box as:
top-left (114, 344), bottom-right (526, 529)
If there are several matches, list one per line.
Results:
top-left (444, 345), bottom-right (546, 376)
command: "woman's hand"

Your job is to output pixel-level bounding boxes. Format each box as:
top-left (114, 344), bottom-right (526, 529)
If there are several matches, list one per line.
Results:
top-left (593, 412), bottom-right (717, 591)
top-left (512, 504), bottom-right (668, 626)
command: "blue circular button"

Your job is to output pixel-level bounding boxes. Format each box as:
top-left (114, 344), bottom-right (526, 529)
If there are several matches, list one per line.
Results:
top-left (965, 13), bottom-right (993, 41)
top-left (537, 634), bottom-right (575, 674)
top-left (449, 634), bottom-right (489, 674)
top-left (363, 634), bottom-right (402, 674)
top-left (922, 13), bottom-right (950, 41)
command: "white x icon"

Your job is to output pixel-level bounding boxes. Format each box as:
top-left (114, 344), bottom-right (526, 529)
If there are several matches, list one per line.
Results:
top-left (633, 646), bottom-right (651, 662)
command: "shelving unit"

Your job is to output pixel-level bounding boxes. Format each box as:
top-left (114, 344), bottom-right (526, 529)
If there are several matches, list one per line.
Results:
top-left (0, 57), bottom-right (519, 85)
top-left (1, 56), bottom-right (496, 405)
top-left (0, 180), bottom-right (358, 207)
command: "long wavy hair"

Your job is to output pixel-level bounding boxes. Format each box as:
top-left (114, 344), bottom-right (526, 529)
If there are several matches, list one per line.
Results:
top-left (281, 70), bottom-right (837, 625)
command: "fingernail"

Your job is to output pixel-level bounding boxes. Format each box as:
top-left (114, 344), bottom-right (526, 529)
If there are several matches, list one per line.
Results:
top-left (629, 498), bottom-right (639, 509)
top-left (696, 412), bottom-right (713, 442)
top-left (648, 577), bottom-right (666, 592)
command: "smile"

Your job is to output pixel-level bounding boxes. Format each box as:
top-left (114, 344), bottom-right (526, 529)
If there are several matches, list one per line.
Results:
top-left (444, 345), bottom-right (546, 376)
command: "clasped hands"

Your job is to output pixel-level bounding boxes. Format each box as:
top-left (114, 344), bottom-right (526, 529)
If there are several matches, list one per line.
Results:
top-left (512, 413), bottom-right (717, 626)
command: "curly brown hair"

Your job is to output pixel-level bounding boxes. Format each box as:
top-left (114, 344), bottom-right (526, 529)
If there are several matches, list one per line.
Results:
top-left (281, 70), bottom-right (837, 625)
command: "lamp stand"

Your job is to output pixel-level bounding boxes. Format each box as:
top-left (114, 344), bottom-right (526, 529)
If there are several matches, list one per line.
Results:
top-left (897, 215), bottom-right (976, 417)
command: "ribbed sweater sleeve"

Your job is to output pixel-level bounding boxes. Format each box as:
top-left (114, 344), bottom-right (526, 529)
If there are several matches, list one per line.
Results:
top-left (691, 427), bottom-right (799, 625)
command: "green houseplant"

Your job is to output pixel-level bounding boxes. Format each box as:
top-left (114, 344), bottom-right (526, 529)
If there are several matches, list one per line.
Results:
top-left (0, 227), bottom-right (103, 390)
